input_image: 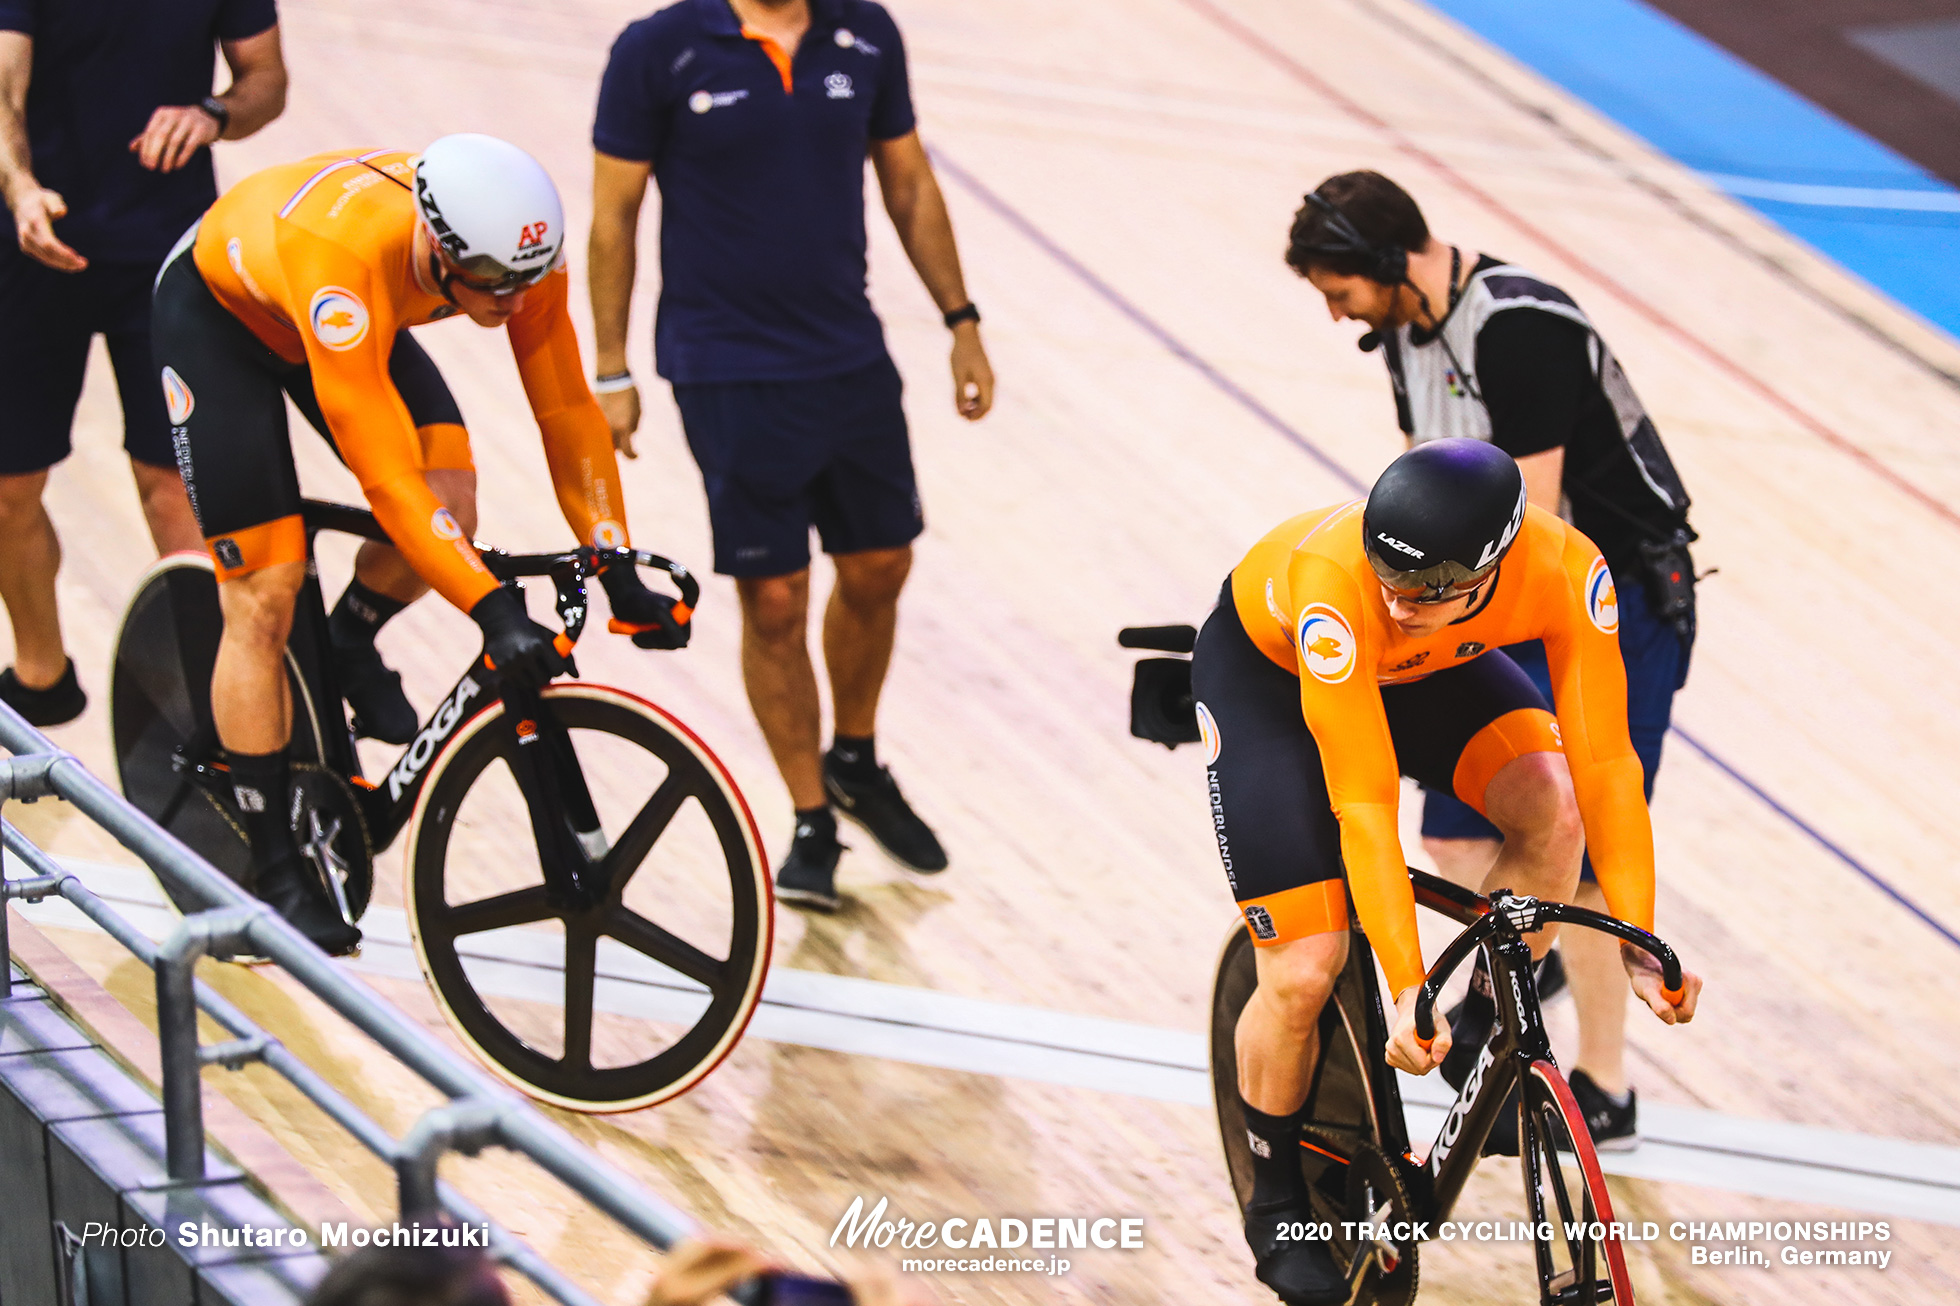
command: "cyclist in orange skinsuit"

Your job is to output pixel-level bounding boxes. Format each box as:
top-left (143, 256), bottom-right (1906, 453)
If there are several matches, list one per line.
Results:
top-left (151, 136), bottom-right (686, 954)
top-left (1227, 496), bottom-right (1653, 997)
top-left (1195, 440), bottom-right (1700, 1305)
top-left (187, 145), bottom-right (624, 607)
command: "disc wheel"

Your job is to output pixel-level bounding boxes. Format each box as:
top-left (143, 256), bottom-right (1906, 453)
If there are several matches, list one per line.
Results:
top-left (109, 554), bottom-right (364, 915)
top-left (1210, 923), bottom-right (1260, 1206)
top-left (1522, 1061), bottom-right (1635, 1305)
top-left (405, 684), bottom-right (771, 1112)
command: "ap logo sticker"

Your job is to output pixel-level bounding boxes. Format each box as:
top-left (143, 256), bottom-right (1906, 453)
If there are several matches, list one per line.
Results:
top-left (309, 286), bottom-right (369, 351)
top-left (1297, 604), bottom-right (1357, 684)
top-left (1585, 557), bottom-right (1619, 634)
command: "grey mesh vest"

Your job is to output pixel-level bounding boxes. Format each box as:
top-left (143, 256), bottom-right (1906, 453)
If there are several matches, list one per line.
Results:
top-left (1380, 262), bottom-right (1690, 523)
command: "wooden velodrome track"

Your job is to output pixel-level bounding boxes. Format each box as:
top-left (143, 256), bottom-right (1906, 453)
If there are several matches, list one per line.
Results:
top-left (9, 0), bottom-right (1960, 1300)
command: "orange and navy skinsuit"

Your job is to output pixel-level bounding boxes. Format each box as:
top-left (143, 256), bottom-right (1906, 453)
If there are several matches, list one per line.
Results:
top-left (1220, 500), bottom-right (1653, 997)
top-left (188, 149), bottom-right (628, 612)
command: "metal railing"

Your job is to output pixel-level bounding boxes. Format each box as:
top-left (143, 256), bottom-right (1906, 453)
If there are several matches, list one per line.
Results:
top-left (0, 703), bottom-right (765, 1306)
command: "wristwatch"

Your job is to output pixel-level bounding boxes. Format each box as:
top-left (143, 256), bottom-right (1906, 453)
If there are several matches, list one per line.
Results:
top-left (942, 302), bottom-right (981, 330)
top-left (198, 96), bottom-right (231, 132)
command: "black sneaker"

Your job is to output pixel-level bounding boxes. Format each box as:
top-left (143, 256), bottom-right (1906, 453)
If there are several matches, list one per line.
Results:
top-left (822, 756), bottom-right (947, 873)
top-left (1442, 949), bottom-right (1564, 1032)
top-left (1440, 966), bottom-right (1495, 1094)
top-left (1534, 947), bottom-right (1567, 1004)
top-left (255, 854), bottom-right (361, 956)
top-left (334, 645), bottom-right (417, 745)
top-left (0, 660), bottom-right (87, 727)
top-left (774, 817), bottom-right (844, 912)
top-left (1568, 1069), bottom-right (1639, 1151)
top-left (1243, 1197), bottom-right (1347, 1305)
top-left (1438, 966), bottom-right (1519, 1158)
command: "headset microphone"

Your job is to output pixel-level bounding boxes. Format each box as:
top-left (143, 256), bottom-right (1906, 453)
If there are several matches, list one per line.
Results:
top-left (1357, 331), bottom-right (1383, 353)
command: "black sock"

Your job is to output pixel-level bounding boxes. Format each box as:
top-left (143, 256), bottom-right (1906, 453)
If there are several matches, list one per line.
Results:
top-left (1241, 1099), bottom-right (1310, 1209)
top-left (328, 579), bottom-right (409, 654)
top-left (226, 748), bottom-right (297, 864)
top-left (827, 733), bottom-right (879, 780)
top-left (793, 805), bottom-right (836, 844)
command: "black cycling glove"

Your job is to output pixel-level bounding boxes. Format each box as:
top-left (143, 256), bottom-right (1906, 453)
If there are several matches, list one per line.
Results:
top-left (598, 562), bottom-right (691, 650)
top-left (470, 588), bottom-right (569, 690)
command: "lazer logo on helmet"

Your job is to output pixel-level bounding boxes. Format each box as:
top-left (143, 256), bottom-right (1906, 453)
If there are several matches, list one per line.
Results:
top-left (387, 676), bottom-right (482, 801)
top-left (415, 175), bottom-right (470, 261)
top-left (1376, 533), bottom-right (1424, 560)
top-left (1471, 484), bottom-right (1529, 571)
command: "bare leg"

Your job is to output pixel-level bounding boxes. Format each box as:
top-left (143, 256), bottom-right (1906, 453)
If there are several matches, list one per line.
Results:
top-left (0, 470), bottom-right (67, 688)
top-left (823, 546), bottom-right (911, 737)
top-left (736, 569), bottom-right (825, 810)
top-left (130, 459), bottom-right (204, 555)
top-left (211, 561), bottom-right (304, 754)
top-left (1566, 879), bottom-right (1630, 1093)
top-left (1236, 930), bottom-right (1349, 1115)
top-left (348, 469), bottom-right (478, 604)
top-left (1423, 836), bottom-right (1499, 892)
top-left (1478, 752), bottom-right (1584, 960)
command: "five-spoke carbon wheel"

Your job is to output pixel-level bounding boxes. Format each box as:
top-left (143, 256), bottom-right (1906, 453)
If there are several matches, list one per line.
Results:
top-left (405, 684), bottom-right (770, 1111)
top-left (1522, 1061), bottom-right (1635, 1304)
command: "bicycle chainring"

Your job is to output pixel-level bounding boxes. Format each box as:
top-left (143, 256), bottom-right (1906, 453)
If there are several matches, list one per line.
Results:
top-left (289, 762), bottom-right (374, 922)
top-left (1313, 1132), bottom-right (1421, 1306)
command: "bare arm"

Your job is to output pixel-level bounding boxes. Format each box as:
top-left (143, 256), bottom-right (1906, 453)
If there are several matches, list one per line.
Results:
top-left (214, 25), bottom-right (288, 138)
top-left (870, 130), bottom-right (993, 420)
top-left (588, 151), bottom-right (652, 455)
top-left (130, 23), bottom-right (287, 174)
top-left (1516, 446), bottom-right (1565, 513)
top-left (0, 32), bottom-right (85, 271)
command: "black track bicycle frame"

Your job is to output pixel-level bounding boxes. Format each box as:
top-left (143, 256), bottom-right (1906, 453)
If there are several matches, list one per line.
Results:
top-left (1318, 878), bottom-right (1681, 1291)
top-left (174, 499), bottom-right (695, 905)
top-left (1406, 886), bottom-right (1681, 1216)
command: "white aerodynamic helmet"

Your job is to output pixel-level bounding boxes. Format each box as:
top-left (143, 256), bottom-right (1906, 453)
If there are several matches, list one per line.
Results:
top-left (412, 134), bottom-right (564, 292)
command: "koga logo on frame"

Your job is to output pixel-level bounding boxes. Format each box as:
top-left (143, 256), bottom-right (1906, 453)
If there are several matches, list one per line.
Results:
top-left (387, 676), bottom-right (482, 800)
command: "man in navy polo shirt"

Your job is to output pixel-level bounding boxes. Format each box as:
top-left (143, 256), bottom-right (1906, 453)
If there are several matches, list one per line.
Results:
top-left (589, 0), bottom-right (994, 910)
top-left (0, 0), bottom-right (286, 726)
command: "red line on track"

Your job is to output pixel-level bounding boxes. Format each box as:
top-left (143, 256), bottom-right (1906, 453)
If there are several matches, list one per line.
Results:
top-left (1177, 0), bottom-right (1960, 534)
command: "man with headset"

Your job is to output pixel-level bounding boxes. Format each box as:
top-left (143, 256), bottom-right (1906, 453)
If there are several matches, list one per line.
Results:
top-left (1282, 170), bottom-right (1698, 1150)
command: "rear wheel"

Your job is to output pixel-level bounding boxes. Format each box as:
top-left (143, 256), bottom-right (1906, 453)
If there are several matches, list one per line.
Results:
top-left (109, 552), bottom-right (372, 920)
top-left (404, 684), bottom-right (770, 1111)
top-left (1522, 1061), bottom-right (1635, 1304)
top-left (1210, 926), bottom-right (1420, 1305)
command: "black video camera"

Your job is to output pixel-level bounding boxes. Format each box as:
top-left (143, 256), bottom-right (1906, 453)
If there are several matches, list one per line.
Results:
top-left (1119, 624), bottom-right (1200, 748)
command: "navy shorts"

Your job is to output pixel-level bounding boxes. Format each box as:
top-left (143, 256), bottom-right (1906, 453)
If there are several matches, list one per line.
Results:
top-left (672, 354), bottom-right (922, 578)
top-left (152, 249), bottom-right (465, 546)
top-left (0, 250), bottom-right (172, 474)
top-left (1420, 575), bottom-right (1691, 879)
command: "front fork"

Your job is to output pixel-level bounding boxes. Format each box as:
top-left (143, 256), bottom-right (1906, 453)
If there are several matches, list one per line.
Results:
top-left (499, 683), bottom-right (610, 906)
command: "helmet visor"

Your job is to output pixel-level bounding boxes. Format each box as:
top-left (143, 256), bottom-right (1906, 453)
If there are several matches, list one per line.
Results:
top-left (435, 245), bottom-right (554, 295)
top-left (1366, 552), bottom-right (1497, 604)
